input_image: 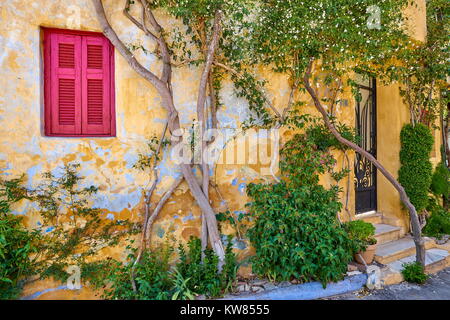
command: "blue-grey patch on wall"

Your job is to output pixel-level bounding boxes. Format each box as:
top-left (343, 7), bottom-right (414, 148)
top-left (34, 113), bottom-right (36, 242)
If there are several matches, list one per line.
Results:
top-left (226, 169), bottom-right (235, 176)
top-left (45, 226), bottom-right (55, 233)
top-left (156, 226), bottom-right (165, 238)
top-left (123, 150), bottom-right (139, 169)
top-left (234, 239), bottom-right (247, 250)
top-left (94, 147), bottom-right (111, 157)
top-left (153, 118), bottom-right (168, 124)
top-left (125, 174), bottom-right (134, 184)
top-left (26, 164), bottom-right (42, 187)
top-left (182, 212), bottom-right (195, 222)
top-left (93, 189), bottom-right (142, 212)
top-left (238, 183), bottom-right (246, 194)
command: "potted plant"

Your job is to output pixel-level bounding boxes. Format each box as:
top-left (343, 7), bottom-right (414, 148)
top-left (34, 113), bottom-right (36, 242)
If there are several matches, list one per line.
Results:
top-left (344, 220), bottom-right (378, 265)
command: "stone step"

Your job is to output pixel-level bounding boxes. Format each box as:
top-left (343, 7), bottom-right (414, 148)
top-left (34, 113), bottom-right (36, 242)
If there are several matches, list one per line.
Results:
top-left (380, 248), bottom-right (450, 286)
top-left (387, 248), bottom-right (450, 274)
top-left (355, 212), bottom-right (382, 224)
top-left (374, 224), bottom-right (401, 245)
top-left (375, 236), bottom-right (436, 265)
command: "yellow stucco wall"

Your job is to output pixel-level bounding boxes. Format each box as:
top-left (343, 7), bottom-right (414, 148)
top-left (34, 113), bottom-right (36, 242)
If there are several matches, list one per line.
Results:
top-left (0, 0), bottom-right (437, 299)
top-left (376, 0), bottom-right (442, 232)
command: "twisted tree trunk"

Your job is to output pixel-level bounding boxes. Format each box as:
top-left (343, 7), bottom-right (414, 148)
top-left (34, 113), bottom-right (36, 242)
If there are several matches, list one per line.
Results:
top-left (91, 0), bottom-right (225, 265)
top-left (303, 59), bottom-right (426, 266)
top-left (196, 11), bottom-right (222, 255)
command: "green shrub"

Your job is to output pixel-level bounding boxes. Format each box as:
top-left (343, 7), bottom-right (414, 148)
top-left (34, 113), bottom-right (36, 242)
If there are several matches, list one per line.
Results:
top-left (398, 123), bottom-right (434, 212)
top-left (0, 177), bottom-right (39, 300)
top-left (170, 268), bottom-right (197, 300)
top-left (431, 162), bottom-right (449, 198)
top-left (401, 262), bottom-right (428, 284)
top-left (344, 220), bottom-right (377, 254)
top-left (99, 236), bottom-right (237, 300)
top-left (101, 242), bottom-right (174, 300)
top-left (306, 122), bottom-right (359, 152)
top-left (176, 236), bottom-right (237, 298)
top-left (423, 197), bottom-right (450, 239)
top-left (246, 132), bottom-right (354, 287)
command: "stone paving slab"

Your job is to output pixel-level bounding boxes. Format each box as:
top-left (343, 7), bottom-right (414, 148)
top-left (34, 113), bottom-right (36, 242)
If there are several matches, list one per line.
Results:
top-left (325, 267), bottom-right (450, 300)
top-left (222, 274), bottom-right (367, 300)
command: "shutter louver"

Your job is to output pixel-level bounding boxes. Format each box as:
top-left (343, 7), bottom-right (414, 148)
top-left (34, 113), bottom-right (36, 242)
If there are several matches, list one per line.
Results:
top-left (58, 44), bottom-right (75, 68)
top-left (87, 79), bottom-right (103, 124)
top-left (49, 33), bottom-right (82, 135)
top-left (58, 79), bottom-right (76, 125)
top-left (87, 45), bottom-right (103, 69)
top-left (82, 37), bottom-right (111, 135)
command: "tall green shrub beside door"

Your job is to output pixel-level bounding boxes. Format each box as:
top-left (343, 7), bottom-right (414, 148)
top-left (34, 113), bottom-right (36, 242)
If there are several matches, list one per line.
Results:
top-left (398, 124), bottom-right (434, 213)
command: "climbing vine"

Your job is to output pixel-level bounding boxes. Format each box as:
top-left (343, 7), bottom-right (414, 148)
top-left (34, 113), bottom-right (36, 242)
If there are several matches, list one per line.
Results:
top-left (31, 164), bottom-right (140, 282)
top-left (395, 0), bottom-right (449, 128)
top-left (0, 165), bottom-right (140, 298)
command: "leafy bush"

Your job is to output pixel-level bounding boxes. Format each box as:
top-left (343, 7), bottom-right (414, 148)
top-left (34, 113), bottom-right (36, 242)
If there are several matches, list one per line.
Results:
top-left (431, 162), bottom-right (449, 199)
top-left (99, 236), bottom-right (237, 300)
top-left (246, 132), bottom-right (354, 287)
top-left (306, 122), bottom-right (359, 152)
top-left (398, 124), bottom-right (434, 213)
top-left (423, 197), bottom-right (450, 239)
top-left (176, 236), bottom-right (237, 298)
top-left (401, 262), bottom-right (428, 284)
top-left (344, 220), bottom-right (377, 254)
top-left (0, 177), bottom-right (39, 299)
top-left (170, 268), bottom-right (197, 300)
top-left (101, 242), bottom-right (173, 300)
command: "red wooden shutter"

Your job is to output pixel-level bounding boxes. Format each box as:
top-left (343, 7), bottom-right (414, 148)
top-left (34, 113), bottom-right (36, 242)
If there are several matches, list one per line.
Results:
top-left (48, 33), bottom-right (82, 135)
top-left (81, 36), bottom-right (112, 135)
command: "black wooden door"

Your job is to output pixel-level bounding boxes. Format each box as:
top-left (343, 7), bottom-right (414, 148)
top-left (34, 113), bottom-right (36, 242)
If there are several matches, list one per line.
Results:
top-left (354, 78), bottom-right (377, 214)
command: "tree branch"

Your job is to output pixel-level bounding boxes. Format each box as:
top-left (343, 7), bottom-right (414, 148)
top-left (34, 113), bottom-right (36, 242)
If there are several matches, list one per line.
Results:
top-left (213, 62), bottom-right (283, 119)
top-left (131, 175), bottom-right (184, 292)
top-left (303, 59), bottom-right (426, 266)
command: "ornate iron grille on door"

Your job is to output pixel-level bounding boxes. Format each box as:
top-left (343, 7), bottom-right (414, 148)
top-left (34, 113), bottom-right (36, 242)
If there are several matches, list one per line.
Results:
top-left (354, 78), bottom-right (377, 214)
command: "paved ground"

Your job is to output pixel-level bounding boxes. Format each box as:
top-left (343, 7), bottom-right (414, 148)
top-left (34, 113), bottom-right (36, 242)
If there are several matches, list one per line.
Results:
top-left (325, 267), bottom-right (450, 300)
